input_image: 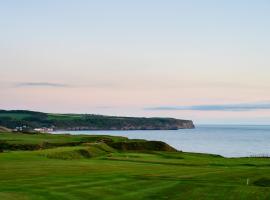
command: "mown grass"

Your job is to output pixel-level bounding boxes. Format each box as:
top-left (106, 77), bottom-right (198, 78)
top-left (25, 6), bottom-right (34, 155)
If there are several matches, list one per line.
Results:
top-left (1, 132), bottom-right (270, 199)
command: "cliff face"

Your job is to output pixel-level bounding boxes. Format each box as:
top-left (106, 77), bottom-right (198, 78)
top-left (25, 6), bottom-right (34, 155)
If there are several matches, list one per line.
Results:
top-left (174, 120), bottom-right (195, 129)
top-left (56, 118), bottom-right (195, 130)
top-left (0, 110), bottom-right (195, 130)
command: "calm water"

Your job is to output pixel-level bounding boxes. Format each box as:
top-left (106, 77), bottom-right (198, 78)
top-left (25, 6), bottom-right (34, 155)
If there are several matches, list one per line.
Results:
top-left (53, 125), bottom-right (270, 157)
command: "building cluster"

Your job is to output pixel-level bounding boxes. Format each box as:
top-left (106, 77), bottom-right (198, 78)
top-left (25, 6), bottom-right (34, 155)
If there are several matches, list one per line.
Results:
top-left (13, 125), bottom-right (29, 132)
top-left (33, 127), bottom-right (54, 133)
top-left (13, 125), bottom-right (53, 133)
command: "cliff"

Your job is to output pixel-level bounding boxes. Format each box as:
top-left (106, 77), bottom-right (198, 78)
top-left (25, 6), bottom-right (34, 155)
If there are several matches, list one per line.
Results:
top-left (0, 110), bottom-right (195, 130)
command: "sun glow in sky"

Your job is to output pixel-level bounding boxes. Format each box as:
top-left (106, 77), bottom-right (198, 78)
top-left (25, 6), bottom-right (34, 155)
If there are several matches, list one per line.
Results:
top-left (1, 0), bottom-right (270, 124)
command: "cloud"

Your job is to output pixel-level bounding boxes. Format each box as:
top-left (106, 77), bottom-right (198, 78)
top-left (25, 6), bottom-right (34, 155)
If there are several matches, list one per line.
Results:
top-left (15, 82), bottom-right (70, 88)
top-left (13, 81), bottom-right (116, 89)
top-left (145, 102), bottom-right (270, 111)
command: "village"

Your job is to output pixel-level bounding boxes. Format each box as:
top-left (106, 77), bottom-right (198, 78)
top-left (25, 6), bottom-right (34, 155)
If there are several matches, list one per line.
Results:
top-left (13, 126), bottom-right (53, 133)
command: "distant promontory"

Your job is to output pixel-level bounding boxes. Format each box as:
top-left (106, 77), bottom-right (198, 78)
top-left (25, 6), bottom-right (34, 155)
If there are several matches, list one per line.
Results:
top-left (0, 110), bottom-right (195, 131)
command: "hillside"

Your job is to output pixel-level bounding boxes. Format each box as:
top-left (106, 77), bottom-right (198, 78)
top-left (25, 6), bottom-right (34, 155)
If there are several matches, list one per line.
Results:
top-left (0, 110), bottom-right (194, 130)
top-left (0, 132), bottom-right (177, 152)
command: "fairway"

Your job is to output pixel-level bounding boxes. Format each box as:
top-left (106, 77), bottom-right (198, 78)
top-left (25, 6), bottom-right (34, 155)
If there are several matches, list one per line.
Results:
top-left (1, 133), bottom-right (270, 199)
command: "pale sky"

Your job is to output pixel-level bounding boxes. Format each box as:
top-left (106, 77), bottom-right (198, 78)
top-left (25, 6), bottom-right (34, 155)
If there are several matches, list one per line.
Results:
top-left (1, 0), bottom-right (270, 124)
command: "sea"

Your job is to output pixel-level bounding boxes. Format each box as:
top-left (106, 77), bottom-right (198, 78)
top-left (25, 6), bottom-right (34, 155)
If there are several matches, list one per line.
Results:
top-left (53, 125), bottom-right (270, 158)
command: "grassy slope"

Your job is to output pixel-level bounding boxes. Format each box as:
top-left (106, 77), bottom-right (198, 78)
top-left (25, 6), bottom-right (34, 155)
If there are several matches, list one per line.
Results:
top-left (1, 133), bottom-right (270, 200)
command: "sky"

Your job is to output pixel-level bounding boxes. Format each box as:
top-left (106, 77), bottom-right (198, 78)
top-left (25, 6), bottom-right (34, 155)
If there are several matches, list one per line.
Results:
top-left (1, 0), bottom-right (270, 124)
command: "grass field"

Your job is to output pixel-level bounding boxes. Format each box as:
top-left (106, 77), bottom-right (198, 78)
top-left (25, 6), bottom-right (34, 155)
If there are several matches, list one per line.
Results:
top-left (1, 132), bottom-right (270, 199)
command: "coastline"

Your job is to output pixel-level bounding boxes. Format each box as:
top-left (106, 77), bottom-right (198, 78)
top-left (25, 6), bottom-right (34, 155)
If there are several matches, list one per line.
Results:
top-left (51, 125), bottom-right (270, 158)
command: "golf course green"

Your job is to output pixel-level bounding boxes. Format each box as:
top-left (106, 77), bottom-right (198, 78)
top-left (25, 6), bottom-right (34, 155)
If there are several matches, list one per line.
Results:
top-left (1, 132), bottom-right (270, 200)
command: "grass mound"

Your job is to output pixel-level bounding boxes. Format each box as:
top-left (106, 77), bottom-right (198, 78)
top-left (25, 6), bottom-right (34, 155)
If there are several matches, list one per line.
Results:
top-left (108, 140), bottom-right (177, 152)
top-left (0, 132), bottom-right (127, 152)
top-left (42, 147), bottom-right (91, 160)
top-left (83, 142), bottom-right (116, 153)
top-left (0, 132), bottom-right (179, 154)
top-left (253, 178), bottom-right (270, 187)
top-left (39, 143), bottom-right (115, 160)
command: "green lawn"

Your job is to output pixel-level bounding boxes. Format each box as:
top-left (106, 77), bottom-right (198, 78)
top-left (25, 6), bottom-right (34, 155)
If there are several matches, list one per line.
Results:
top-left (1, 132), bottom-right (270, 200)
